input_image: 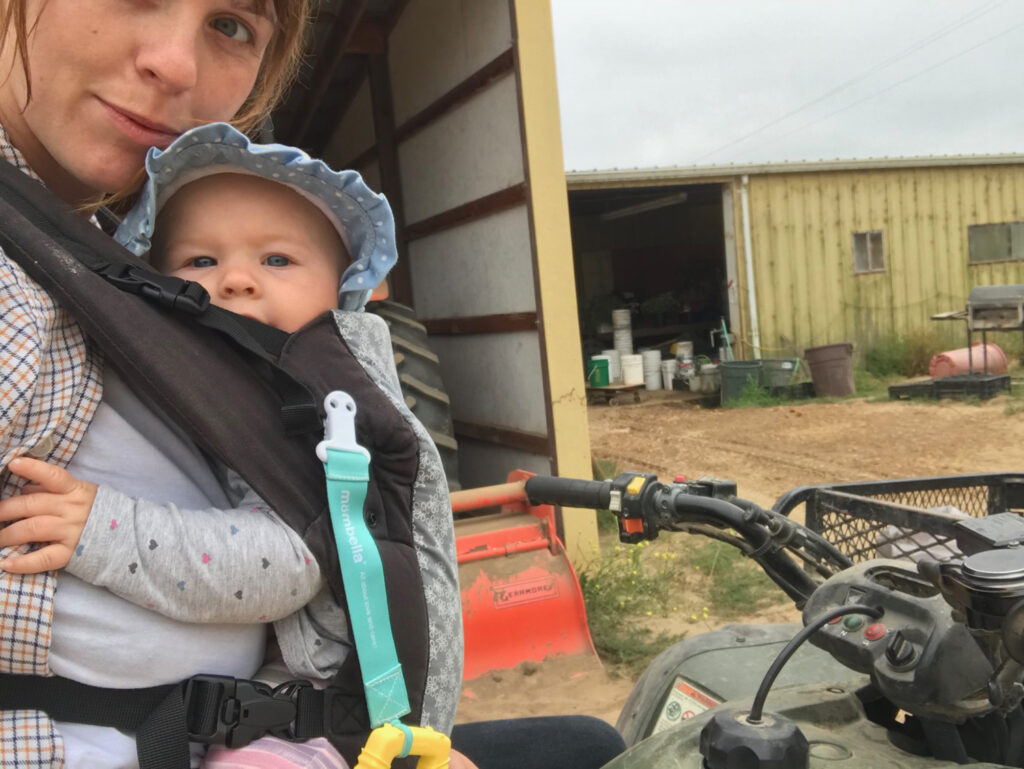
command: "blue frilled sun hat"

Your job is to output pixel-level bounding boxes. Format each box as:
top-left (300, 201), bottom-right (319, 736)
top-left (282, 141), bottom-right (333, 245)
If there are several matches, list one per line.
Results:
top-left (115, 122), bottom-right (397, 312)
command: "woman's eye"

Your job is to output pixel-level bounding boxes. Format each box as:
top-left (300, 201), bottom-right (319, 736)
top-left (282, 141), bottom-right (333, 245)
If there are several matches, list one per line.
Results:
top-left (191, 256), bottom-right (217, 268)
top-left (211, 16), bottom-right (253, 43)
top-left (265, 254), bottom-right (291, 267)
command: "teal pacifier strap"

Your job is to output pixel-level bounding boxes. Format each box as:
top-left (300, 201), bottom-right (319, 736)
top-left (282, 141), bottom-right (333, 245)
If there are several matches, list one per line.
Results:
top-left (321, 393), bottom-right (410, 727)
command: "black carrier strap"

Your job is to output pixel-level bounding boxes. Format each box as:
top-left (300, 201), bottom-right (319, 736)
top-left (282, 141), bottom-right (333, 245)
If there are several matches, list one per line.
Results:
top-left (0, 672), bottom-right (373, 769)
top-left (0, 162), bottom-right (430, 767)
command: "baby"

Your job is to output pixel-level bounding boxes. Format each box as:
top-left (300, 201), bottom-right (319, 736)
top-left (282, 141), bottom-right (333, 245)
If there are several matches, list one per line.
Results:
top-left (0, 122), bottom-right (399, 769)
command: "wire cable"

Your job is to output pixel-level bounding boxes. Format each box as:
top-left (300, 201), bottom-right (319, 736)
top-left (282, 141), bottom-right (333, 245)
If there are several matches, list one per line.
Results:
top-left (747, 603), bottom-right (883, 723)
top-left (692, 1), bottom-right (1010, 163)
top-left (736, 15), bottom-right (1024, 160)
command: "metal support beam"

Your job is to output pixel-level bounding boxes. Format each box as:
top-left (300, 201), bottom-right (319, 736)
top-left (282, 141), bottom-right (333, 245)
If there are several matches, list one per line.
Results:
top-left (367, 53), bottom-right (412, 306)
top-left (289, 0), bottom-right (368, 146)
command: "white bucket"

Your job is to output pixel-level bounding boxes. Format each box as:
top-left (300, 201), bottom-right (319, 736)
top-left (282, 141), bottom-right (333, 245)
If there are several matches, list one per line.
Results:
top-left (613, 328), bottom-right (633, 356)
top-left (611, 308), bottom-right (631, 328)
top-left (701, 363), bottom-right (720, 393)
top-left (661, 359), bottom-right (677, 389)
top-left (641, 350), bottom-right (662, 375)
top-left (675, 341), bottom-right (694, 362)
top-left (621, 354), bottom-right (644, 385)
top-left (601, 349), bottom-right (621, 382)
top-left (644, 371), bottom-right (662, 390)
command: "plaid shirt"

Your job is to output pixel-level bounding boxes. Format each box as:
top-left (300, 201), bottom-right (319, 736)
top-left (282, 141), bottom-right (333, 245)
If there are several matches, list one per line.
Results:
top-left (0, 125), bottom-right (103, 767)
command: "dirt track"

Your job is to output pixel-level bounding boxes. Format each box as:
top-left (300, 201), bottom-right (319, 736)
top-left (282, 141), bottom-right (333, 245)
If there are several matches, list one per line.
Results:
top-left (456, 391), bottom-right (1024, 727)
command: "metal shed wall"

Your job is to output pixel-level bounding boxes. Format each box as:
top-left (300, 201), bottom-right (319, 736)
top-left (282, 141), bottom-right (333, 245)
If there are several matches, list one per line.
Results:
top-left (322, 0), bottom-right (596, 559)
top-left (744, 164), bottom-right (1024, 358)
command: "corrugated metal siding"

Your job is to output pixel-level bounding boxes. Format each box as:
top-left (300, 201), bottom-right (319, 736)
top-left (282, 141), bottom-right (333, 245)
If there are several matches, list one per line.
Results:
top-left (743, 165), bottom-right (1024, 358)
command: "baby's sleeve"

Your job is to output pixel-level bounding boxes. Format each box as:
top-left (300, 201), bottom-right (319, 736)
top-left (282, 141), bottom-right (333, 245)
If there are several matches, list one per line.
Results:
top-left (66, 483), bottom-right (323, 624)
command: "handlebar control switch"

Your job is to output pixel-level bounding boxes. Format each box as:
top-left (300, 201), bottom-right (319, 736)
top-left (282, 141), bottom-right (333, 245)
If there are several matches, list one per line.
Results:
top-left (885, 630), bottom-right (917, 668)
top-left (687, 477), bottom-right (738, 499)
top-left (612, 472), bottom-right (659, 544)
top-left (700, 709), bottom-right (809, 769)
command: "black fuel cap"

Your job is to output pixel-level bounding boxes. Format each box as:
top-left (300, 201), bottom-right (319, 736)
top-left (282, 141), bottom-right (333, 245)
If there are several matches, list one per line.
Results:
top-left (699, 709), bottom-right (809, 769)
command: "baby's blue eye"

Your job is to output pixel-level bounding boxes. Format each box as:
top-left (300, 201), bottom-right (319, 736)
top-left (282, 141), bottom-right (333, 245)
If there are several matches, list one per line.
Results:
top-left (265, 254), bottom-right (291, 267)
top-left (192, 256), bottom-right (217, 268)
top-left (212, 17), bottom-right (253, 43)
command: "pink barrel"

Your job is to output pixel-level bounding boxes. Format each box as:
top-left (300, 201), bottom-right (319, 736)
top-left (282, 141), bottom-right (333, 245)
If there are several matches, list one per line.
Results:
top-left (929, 343), bottom-right (1007, 377)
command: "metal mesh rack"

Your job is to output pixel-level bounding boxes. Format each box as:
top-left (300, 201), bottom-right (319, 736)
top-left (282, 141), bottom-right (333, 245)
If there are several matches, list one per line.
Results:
top-left (773, 473), bottom-right (1024, 563)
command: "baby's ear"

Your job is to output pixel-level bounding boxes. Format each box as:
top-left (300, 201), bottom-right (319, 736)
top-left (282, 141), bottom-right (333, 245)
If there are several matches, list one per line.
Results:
top-left (370, 279), bottom-right (389, 302)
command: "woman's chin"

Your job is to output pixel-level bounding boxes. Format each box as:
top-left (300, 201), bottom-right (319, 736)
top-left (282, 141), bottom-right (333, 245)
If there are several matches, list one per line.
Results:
top-left (70, 156), bottom-right (147, 200)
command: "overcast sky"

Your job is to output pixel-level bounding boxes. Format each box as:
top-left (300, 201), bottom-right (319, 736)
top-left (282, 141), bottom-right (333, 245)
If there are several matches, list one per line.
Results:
top-left (550, 1), bottom-right (1024, 171)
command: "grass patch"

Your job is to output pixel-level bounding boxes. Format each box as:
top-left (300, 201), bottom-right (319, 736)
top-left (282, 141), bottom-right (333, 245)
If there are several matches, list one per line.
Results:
top-left (722, 377), bottom-right (787, 409)
top-left (863, 330), bottom-right (946, 378)
top-left (592, 459), bottom-right (620, 533)
top-left (578, 541), bottom-right (685, 676)
top-left (687, 540), bottom-right (779, 616)
top-left (854, 367), bottom-right (890, 399)
top-left (1005, 384), bottom-right (1024, 416)
top-left (580, 530), bottom-right (787, 676)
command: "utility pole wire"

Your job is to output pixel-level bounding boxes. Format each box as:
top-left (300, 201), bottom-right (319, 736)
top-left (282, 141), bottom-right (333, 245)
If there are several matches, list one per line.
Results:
top-left (737, 15), bottom-right (1024, 159)
top-left (691, 0), bottom-right (1008, 163)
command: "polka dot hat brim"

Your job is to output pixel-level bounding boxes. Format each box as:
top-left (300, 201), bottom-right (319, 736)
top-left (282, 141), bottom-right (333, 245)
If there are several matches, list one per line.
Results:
top-left (114, 122), bottom-right (398, 311)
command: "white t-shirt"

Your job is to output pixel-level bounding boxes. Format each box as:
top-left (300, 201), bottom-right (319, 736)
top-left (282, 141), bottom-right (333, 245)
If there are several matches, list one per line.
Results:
top-left (52, 370), bottom-right (265, 768)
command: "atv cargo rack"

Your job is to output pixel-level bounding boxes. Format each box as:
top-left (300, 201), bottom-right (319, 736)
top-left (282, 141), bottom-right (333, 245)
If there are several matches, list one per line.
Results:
top-left (773, 473), bottom-right (1024, 563)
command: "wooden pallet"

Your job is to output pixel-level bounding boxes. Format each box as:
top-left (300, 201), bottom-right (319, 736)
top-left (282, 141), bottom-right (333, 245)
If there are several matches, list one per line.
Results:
top-left (889, 374), bottom-right (1011, 401)
top-left (586, 383), bottom-right (644, 406)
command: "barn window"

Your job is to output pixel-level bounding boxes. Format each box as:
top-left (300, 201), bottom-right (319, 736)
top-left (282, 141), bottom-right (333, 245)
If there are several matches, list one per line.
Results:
top-left (968, 221), bottom-right (1024, 264)
top-left (852, 230), bottom-right (885, 274)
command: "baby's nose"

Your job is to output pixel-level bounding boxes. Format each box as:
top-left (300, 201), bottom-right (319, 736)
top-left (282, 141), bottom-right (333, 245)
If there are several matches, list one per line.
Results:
top-left (219, 268), bottom-right (260, 296)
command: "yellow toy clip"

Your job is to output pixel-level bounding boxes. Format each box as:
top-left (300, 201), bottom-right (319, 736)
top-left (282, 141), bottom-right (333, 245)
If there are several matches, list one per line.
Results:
top-left (354, 722), bottom-right (452, 769)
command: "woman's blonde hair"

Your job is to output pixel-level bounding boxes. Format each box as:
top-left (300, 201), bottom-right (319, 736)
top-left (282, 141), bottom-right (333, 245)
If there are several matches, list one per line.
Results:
top-left (0, 0), bottom-right (310, 136)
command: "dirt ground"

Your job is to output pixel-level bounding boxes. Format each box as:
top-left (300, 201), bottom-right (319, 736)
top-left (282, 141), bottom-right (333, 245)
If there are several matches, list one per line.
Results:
top-left (455, 388), bottom-right (1024, 728)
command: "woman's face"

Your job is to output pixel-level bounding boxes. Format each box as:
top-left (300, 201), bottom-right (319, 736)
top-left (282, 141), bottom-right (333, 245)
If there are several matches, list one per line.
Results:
top-left (0, 0), bottom-right (277, 205)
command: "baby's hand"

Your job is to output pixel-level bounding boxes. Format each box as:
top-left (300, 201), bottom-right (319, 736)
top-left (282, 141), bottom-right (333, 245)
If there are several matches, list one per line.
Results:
top-left (0, 457), bottom-right (97, 573)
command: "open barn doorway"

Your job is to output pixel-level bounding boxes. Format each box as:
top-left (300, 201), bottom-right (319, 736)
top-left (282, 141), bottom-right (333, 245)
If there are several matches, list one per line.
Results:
top-left (568, 182), bottom-right (735, 364)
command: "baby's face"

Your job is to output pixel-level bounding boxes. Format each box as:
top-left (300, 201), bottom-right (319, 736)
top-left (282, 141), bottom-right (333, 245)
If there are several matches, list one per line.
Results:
top-left (152, 173), bottom-right (345, 333)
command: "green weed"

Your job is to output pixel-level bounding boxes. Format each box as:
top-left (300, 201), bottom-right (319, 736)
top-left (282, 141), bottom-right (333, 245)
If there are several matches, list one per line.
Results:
top-left (863, 330), bottom-right (946, 378)
top-left (580, 529), bottom-right (787, 676)
top-left (687, 540), bottom-right (779, 616)
top-left (592, 459), bottom-right (620, 533)
top-left (722, 377), bottom-right (786, 409)
top-left (1004, 385), bottom-right (1024, 416)
top-left (578, 541), bottom-right (685, 675)
top-left (853, 368), bottom-right (889, 399)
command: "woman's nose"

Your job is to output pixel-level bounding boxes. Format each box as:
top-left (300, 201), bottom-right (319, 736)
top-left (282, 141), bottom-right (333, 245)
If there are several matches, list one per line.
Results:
top-left (135, 19), bottom-right (200, 92)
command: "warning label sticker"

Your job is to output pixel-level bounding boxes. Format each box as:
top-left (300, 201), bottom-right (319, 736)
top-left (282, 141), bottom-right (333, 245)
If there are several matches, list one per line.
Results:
top-left (652, 677), bottom-right (721, 735)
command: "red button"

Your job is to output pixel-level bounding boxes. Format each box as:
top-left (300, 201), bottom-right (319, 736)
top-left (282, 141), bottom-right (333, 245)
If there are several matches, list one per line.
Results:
top-left (828, 616), bottom-right (842, 625)
top-left (864, 623), bottom-right (886, 641)
top-left (622, 518), bottom-right (644, 534)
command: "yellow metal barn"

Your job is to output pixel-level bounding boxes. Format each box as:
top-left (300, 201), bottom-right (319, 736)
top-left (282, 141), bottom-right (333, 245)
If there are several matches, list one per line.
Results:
top-left (568, 156), bottom-right (1024, 363)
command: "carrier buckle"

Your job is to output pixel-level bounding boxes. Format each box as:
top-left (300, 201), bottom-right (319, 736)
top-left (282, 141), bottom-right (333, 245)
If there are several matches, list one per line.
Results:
top-left (185, 675), bottom-right (307, 748)
top-left (103, 265), bottom-right (210, 315)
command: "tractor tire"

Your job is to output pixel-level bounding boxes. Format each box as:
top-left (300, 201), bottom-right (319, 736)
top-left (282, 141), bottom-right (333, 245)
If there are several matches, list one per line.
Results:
top-left (366, 300), bottom-right (461, 491)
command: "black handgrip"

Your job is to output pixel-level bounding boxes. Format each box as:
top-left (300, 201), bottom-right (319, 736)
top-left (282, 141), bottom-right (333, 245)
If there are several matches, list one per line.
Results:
top-left (525, 476), bottom-right (612, 510)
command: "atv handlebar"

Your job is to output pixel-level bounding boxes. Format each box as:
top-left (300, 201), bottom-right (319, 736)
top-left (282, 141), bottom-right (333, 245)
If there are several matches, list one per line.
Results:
top-left (524, 472), bottom-right (852, 606)
top-left (523, 476), bottom-right (612, 511)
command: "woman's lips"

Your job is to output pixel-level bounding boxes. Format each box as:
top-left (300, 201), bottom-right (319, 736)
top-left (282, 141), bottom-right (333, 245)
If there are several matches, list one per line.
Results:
top-left (99, 99), bottom-right (179, 147)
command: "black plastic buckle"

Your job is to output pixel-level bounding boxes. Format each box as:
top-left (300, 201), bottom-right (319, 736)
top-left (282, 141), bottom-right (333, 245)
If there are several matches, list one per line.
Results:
top-left (185, 675), bottom-right (309, 748)
top-left (104, 265), bottom-right (210, 315)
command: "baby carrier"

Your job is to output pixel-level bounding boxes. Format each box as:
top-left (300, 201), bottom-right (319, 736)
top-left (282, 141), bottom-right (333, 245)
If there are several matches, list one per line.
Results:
top-left (0, 151), bottom-right (459, 768)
